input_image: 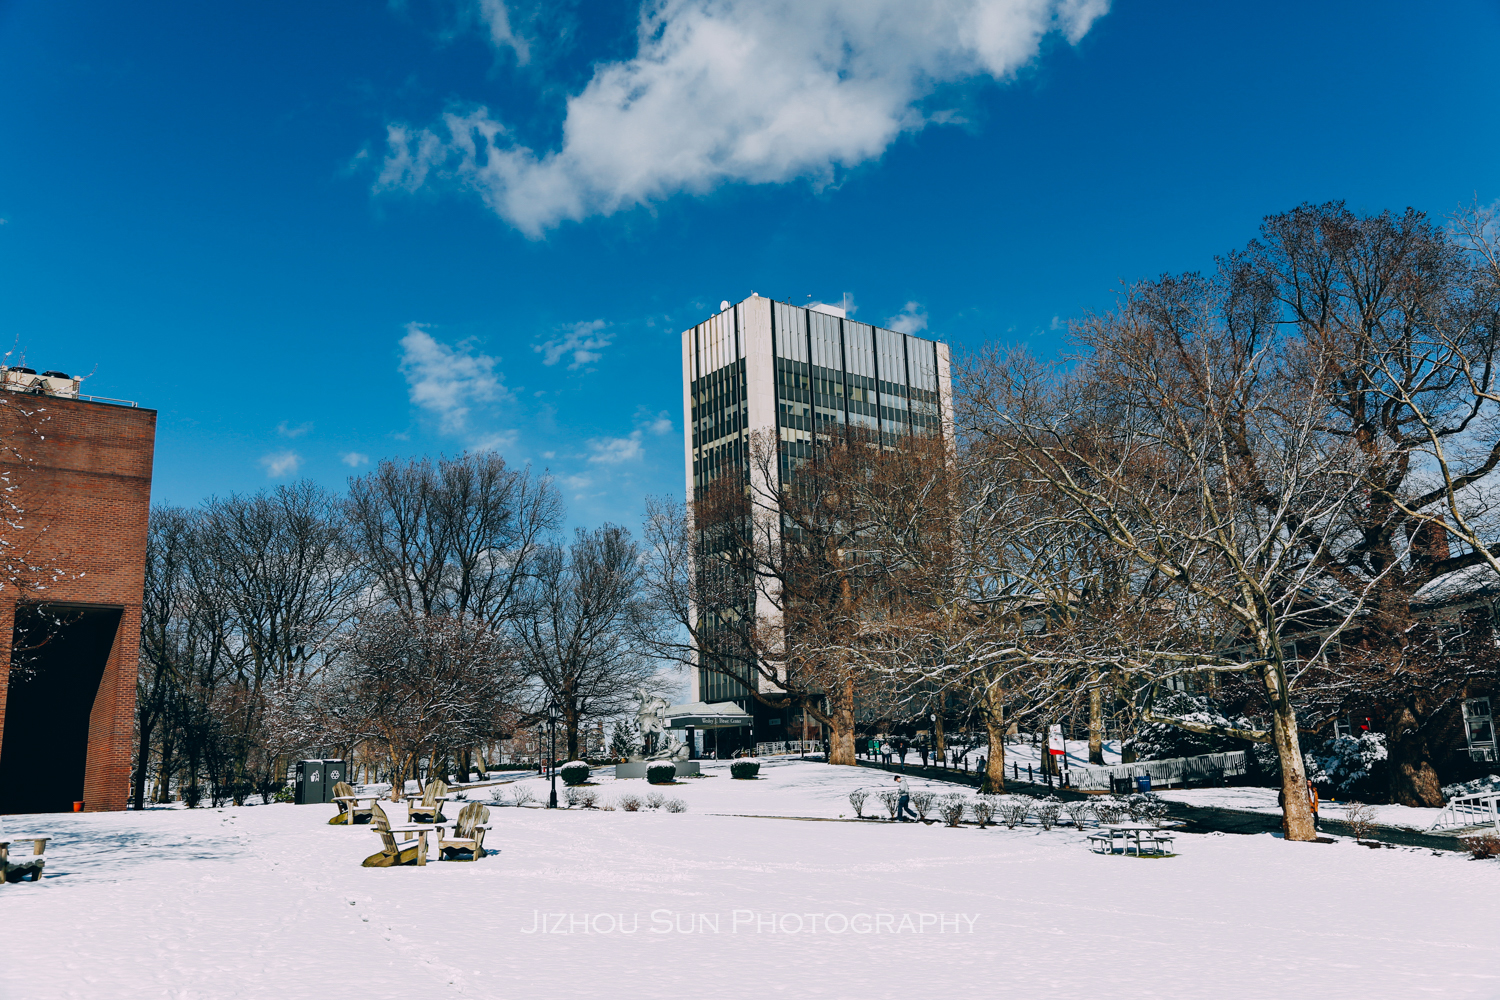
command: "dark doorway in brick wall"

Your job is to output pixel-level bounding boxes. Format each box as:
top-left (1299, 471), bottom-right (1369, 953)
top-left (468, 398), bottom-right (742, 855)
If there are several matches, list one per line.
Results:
top-left (1, 603), bottom-right (122, 813)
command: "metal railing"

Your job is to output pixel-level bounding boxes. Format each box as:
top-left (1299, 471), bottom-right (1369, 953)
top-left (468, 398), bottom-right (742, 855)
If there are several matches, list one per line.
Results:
top-left (1068, 751), bottom-right (1249, 792)
top-left (753, 740), bottom-right (823, 757)
top-left (1431, 791), bottom-right (1500, 831)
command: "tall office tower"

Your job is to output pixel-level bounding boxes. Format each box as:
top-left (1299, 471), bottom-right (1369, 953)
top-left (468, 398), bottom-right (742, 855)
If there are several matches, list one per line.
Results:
top-left (680, 294), bottom-right (954, 747)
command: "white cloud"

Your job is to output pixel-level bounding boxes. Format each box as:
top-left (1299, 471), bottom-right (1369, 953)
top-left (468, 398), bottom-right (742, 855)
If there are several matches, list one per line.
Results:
top-left (341, 451), bottom-right (370, 467)
top-left (470, 430), bottom-right (519, 453)
top-left (587, 430), bottom-right (644, 464)
top-left (376, 0), bottom-right (1109, 236)
top-left (649, 412), bottom-right (673, 435)
top-left (475, 0), bottom-right (531, 63)
top-left (398, 322), bottom-right (509, 432)
top-left (535, 319), bottom-right (613, 369)
top-left (886, 301), bottom-right (928, 334)
top-left (277, 420), bottom-right (313, 438)
top-left (261, 451), bottom-right (302, 477)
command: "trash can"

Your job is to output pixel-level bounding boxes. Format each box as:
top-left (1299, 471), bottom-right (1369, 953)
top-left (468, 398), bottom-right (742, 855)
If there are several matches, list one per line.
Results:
top-left (294, 760), bottom-right (327, 805)
top-left (323, 759), bottom-right (347, 800)
top-left (1135, 774), bottom-right (1152, 793)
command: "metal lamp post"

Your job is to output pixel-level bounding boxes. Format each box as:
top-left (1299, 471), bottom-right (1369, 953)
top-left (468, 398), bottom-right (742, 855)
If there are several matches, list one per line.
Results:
top-left (930, 713), bottom-right (937, 768)
top-left (546, 700), bottom-right (561, 808)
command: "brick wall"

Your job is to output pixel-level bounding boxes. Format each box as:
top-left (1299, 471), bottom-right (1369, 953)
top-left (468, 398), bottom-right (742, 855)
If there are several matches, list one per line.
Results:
top-left (0, 395), bottom-right (156, 812)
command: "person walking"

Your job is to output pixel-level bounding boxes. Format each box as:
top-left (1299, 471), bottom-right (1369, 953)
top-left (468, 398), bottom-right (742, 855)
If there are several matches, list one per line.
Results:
top-left (898, 739), bottom-right (909, 765)
top-left (881, 740), bottom-right (892, 765)
top-left (1307, 778), bottom-right (1320, 832)
top-left (893, 775), bottom-right (919, 821)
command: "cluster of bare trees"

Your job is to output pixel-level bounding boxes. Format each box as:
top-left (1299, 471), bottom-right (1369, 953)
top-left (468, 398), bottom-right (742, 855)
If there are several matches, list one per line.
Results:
top-left (658, 201), bottom-right (1500, 840)
top-left (134, 453), bottom-right (670, 806)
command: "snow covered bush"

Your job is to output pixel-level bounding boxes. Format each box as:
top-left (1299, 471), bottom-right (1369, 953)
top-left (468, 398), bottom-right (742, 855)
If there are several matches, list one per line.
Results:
top-left (730, 759), bottom-right (761, 779)
top-left (1064, 800), bottom-right (1094, 828)
top-left (939, 795), bottom-right (966, 826)
top-left (665, 798), bottom-right (687, 813)
top-left (647, 764), bottom-right (676, 784)
top-left (970, 795), bottom-right (996, 827)
top-left (578, 788), bottom-right (599, 809)
top-left (998, 797), bottom-right (1030, 829)
top-left (910, 790), bottom-right (936, 820)
top-left (489, 787), bottom-right (506, 803)
top-left (1092, 798), bottom-right (1126, 825)
top-left (1442, 773), bottom-right (1500, 801)
top-left (1123, 694), bottom-right (1258, 761)
top-left (618, 794), bottom-right (642, 812)
top-left (182, 785), bottom-right (203, 809)
top-left (1303, 733), bottom-right (1387, 799)
top-left (877, 790), bottom-right (900, 819)
top-left (1035, 797), bottom-right (1062, 830)
top-left (564, 786), bottom-right (581, 808)
top-left (1126, 793), bottom-right (1168, 826)
top-left (272, 786), bottom-right (295, 804)
top-left (645, 791), bottom-right (665, 810)
top-left (848, 788), bottom-right (869, 817)
top-left (511, 786), bottom-right (536, 807)
top-left (560, 761), bottom-right (591, 786)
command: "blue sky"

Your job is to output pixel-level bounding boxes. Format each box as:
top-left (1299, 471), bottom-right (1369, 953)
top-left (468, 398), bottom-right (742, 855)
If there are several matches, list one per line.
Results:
top-left (2, 0), bottom-right (1497, 531)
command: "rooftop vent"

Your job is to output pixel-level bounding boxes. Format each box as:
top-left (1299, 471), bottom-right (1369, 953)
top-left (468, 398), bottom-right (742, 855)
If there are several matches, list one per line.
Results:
top-left (2, 367), bottom-right (80, 399)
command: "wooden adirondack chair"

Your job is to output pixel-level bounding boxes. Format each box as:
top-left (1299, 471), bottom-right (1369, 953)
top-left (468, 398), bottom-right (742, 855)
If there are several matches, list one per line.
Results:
top-left (0, 837), bottom-right (48, 883)
top-left (328, 781), bottom-right (374, 826)
top-left (407, 779), bottom-right (449, 824)
top-left (437, 802), bottom-right (491, 861)
top-left (361, 801), bottom-right (429, 868)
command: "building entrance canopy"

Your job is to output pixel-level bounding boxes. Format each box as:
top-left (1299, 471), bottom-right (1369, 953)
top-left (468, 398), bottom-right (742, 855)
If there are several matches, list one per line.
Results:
top-left (664, 701), bottom-right (752, 730)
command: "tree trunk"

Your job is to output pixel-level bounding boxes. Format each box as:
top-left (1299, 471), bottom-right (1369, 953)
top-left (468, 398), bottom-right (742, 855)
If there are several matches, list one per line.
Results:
top-left (934, 710), bottom-right (946, 761)
top-left (1386, 706), bottom-right (1444, 807)
top-left (132, 713), bottom-right (157, 811)
top-left (827, 672), bottom-right (858, 765)
top-left (981, 682), bottom-right (1006, 793)
top-left (1088, 686), bottom-right (1105, 765)
top-left (1266, 663), bottom-right (1316, 842)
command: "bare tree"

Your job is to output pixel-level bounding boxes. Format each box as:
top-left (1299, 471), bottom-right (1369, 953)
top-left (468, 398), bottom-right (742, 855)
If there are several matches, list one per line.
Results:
top-left (345, 452), bottom-right (561, 624)
top-left (339, 609), bottom-right (521, 800)
top-left (1230, 201), bottom-right (1500, 806)
top-left (962, 265), bottom-right (1382, 841)
top-left (513, 525), bottom-right (662, 760)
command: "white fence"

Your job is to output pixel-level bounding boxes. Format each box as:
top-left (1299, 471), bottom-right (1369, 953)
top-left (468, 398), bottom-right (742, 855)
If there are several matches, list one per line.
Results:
top-left (753, 741), bottom-right (823, 757)
top-left (1431, 791), bottom-right (1500, 832)
top-left (1068, 751), bottom-right (1249, 792)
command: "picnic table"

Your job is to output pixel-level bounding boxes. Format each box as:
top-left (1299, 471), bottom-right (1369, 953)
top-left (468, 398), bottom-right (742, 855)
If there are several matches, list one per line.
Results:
top-left (1088, 824), bottom-right (1176, 856)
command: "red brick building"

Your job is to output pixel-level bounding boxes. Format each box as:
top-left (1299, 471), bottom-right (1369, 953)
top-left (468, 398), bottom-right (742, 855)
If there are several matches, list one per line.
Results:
top-left (0, 383), bottom-right (155, 813)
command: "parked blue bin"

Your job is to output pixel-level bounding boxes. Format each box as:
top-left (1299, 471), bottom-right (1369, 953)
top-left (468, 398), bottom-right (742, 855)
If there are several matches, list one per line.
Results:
top-left (1135, 774), bottom-right (1151, 793)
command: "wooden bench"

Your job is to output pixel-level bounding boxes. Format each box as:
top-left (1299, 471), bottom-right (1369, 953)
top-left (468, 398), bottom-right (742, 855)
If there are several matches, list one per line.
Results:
top-left (1, 838), bottom-right (49, 883)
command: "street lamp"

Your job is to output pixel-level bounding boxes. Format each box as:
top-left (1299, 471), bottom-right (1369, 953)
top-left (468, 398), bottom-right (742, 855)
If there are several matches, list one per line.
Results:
top-left (546, 699), bottom-right (562, 809)
top-left (930, 713), bottom-right (937, 769)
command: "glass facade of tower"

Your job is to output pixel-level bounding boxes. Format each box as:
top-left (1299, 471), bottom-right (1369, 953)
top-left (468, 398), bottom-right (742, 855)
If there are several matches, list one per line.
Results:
top-left (682, 295), bottom-right (952, 739)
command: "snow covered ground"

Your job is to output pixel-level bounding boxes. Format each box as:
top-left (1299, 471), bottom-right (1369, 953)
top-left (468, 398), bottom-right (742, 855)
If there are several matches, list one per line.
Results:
top-left (1156, 785), bottom-right (1448, 830)
top-left (3, 758), bottom-right (1497, 1000)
